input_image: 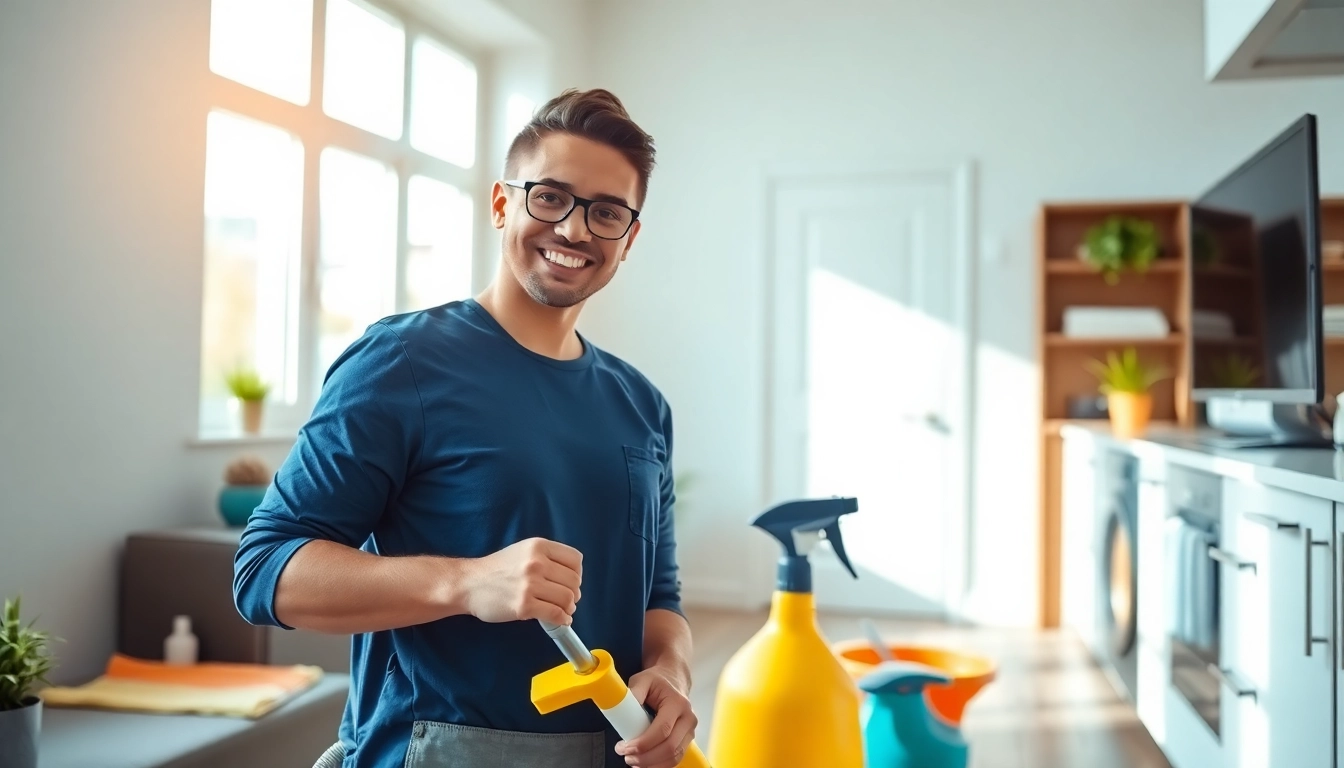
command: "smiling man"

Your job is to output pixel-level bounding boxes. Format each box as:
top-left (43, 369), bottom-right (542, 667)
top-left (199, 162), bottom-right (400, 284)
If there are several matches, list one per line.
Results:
top-left (232, 89), bottom-right (695, 768)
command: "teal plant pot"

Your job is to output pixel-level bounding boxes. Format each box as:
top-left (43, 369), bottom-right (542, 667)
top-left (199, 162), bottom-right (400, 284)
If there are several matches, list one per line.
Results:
top-left (219, 485), bottom-right (267, 527)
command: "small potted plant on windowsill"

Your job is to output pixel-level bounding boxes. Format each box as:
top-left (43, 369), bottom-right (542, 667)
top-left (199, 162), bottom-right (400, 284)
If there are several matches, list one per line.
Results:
top-left (1, 596), bottom-right (59, 768)
top-left (220, 454), bottom-right (272, 527)
top-left (225, 368), bottom-right (271, 435)
top-left (1086, 347), bottom-right (1170, 439)
top-left (1078, 215), bottom-right (1161, 285)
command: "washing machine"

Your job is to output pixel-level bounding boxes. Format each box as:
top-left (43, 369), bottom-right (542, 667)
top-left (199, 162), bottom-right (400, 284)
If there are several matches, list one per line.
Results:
top-left (1094, 447), bottom-right (1140, 703)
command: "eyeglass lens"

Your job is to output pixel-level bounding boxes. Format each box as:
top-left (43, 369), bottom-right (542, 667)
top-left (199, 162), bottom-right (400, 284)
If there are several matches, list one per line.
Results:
top-left (526, 184), bottom-right (633, 239)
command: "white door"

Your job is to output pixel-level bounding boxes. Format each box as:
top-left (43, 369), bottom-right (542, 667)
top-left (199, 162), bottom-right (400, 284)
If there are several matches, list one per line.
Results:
top-left (767, 166), bottom-right (973, 619)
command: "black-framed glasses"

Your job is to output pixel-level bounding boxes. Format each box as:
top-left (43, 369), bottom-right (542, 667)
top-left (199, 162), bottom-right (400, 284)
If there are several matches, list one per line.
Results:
top-left (504, 180), bottom-right (639, 241)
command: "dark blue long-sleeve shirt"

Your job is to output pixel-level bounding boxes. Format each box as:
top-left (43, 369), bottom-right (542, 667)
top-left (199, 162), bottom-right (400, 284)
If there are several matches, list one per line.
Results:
top-left (232, 298), bottom-right (682, 768)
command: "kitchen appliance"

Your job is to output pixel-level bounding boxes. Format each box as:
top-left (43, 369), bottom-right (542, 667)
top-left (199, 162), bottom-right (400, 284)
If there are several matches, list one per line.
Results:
top-left (1161, 462), bottom-right (1231, 768)
top-left (1094, 448), bottom-right (1140, 702)
top-left (1189, 113), bottom-right (1330, 448)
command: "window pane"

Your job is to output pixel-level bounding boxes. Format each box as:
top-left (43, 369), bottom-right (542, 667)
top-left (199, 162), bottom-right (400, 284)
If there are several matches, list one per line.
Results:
top-left (505, 94), bottom-right (536, 142)
top-left (318, 147), bottom-right (399, 380)
top-left (406, 176), bottom-right (473, 311)
top-left (410, 38), bottom-right (476, 167)
top-left (323, 0), bottom-right (405, 140)
top-left (209, 0), bottom-right (313, 105)
top-left (200, 111), bottom-right (304, 417)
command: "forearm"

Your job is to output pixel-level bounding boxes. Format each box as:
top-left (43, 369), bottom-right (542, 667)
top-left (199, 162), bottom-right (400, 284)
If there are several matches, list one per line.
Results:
top-left (643, 608), bottom-right (693, 691)
top-left (274, 539), bottom-right (467, 634)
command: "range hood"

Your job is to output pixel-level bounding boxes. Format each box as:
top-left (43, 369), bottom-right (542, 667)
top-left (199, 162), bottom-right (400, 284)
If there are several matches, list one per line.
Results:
top-left (1206, 0), bottom-right (1344, 80)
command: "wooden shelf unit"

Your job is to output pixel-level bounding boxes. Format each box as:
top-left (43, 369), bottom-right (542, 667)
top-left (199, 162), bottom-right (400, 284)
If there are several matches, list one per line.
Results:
top-left (1037, 196), bottom-right (1344, 629)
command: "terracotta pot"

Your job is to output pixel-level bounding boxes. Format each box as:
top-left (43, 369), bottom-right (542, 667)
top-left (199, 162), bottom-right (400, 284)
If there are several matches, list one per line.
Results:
top-left (241, 399), bottom-right (264, 434)
top-left (1107, 391), bottom-right (1152, 439)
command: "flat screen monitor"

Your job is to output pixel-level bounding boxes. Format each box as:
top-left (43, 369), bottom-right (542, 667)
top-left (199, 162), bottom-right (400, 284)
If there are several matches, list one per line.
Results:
top-left (1189, 114), bottom-right (1323, 405)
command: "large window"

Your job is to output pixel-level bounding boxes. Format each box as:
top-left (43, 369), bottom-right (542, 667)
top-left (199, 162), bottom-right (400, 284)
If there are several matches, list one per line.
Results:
top-left (201, 0), bottom-right (478, 438)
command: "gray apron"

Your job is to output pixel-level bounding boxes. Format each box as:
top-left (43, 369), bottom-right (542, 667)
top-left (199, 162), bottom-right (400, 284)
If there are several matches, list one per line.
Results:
top-left (402, 720), bottom-right (606, 768)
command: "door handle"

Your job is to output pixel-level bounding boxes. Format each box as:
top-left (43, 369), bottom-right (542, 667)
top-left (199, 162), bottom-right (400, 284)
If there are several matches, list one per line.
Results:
top-left (1208, 664), bottom-right (1257, 703)
top-left (1244, 512), bottom-right (1299, 530)
top-left (902, 411), bottom-right (950, 434)
top-left (1207, 545), bottom-right (1256, 573)
top-left (1305, 527), bottom-right (1330, 657)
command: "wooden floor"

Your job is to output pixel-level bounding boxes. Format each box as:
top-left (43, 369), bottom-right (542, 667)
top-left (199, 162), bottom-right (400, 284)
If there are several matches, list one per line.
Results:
top-left (682, 607), bottom-right (1172, 768)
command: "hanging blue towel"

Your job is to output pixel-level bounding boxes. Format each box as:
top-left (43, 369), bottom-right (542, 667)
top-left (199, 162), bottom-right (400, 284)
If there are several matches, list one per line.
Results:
top-left (1164, 516), bottom-right (1188, 642)
top-left (1188, 527), bottom-right (1217, 649)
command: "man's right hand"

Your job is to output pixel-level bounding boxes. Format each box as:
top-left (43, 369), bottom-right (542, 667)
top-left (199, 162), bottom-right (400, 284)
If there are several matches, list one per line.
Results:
top-left (457, 537), bottom-right (583, 626)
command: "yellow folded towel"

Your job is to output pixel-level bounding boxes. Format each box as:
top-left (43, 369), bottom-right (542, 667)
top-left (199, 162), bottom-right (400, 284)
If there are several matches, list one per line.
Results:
top-left (41, 654), bottom-right (323, 719)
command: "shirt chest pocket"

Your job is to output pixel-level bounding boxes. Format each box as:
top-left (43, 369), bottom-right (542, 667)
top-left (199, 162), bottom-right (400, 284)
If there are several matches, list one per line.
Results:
top-left (623, 445), bottom-right (662, 544)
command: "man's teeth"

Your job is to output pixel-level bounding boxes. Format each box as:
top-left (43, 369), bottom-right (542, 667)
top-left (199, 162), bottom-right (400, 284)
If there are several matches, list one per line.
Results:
top-left (543, 250), bottom-right (587, 269)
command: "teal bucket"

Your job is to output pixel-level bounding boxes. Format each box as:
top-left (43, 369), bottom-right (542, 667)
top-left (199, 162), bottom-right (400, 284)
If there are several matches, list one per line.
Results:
top-left (219, 485), bottom-right (267, 527)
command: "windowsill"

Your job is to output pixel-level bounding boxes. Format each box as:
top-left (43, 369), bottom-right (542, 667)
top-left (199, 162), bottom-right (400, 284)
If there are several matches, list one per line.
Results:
top-left (187, 431), bottom-right (298, 448)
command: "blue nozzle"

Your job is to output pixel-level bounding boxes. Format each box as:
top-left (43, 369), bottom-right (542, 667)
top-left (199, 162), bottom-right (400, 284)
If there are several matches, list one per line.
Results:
top-left (751, 497), bottom-right (859, 592)
top-left (858, 661), bottom-right (952, 695)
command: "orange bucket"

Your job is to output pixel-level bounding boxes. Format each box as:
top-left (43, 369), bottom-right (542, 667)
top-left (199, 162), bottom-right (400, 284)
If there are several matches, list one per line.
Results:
top-left (832, 639), bottom-right (996, 725)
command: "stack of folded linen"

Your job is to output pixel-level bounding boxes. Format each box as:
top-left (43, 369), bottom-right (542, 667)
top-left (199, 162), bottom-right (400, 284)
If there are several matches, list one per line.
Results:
top-left (1061, 306), bottom-right (1169, 338)
top-left (40, 653), bottom-right (322, 719)
top-left (1325, 305), bottom-right (1344, 338)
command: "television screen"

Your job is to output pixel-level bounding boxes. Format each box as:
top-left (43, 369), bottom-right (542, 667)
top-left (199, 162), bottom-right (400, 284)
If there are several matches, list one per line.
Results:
top-left (1189, 114), bottom-right (1322, 404)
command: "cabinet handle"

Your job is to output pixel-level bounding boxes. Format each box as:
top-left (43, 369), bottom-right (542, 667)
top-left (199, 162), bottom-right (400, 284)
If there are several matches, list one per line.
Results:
top-left (1207, 545), bottom-right (1256, 573)
top-left (1340, 533), bottom-right (1343, 671)
top-left (1208, 664), bottom-right (1257, 703)
top-left (1305, 527), bottom-right (1330, 657)
top-left (1244, 512), bottom-right (1299, 530)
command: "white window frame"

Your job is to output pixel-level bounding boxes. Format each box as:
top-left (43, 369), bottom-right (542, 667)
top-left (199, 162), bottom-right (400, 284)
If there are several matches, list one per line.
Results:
top-left (200, 0), bottom-right (488, 439)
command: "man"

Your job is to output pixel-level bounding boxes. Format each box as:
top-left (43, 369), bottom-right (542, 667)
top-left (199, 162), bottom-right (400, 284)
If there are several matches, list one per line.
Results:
top-left (233, 88), bottom-right (696, 768)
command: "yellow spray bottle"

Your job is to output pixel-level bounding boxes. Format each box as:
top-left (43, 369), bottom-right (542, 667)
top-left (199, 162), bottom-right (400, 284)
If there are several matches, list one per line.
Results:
top-left (708, 497), bottom-right (864, 768)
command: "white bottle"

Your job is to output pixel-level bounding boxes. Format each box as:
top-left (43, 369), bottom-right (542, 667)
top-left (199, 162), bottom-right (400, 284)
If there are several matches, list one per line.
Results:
top-left (164, 615), bottom-right (199, 666)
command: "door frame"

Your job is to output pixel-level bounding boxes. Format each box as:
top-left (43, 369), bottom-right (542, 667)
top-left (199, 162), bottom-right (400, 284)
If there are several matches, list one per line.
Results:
top-left (758, 159), bottom-right (978, 622)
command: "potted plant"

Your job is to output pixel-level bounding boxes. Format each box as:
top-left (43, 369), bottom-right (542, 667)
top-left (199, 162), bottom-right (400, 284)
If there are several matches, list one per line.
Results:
top-left (1078, 215), bottom-right (1161, 285)
top-left (1, 596), bottom-right (58, 768)
top-left (219, 454), bottom-right (272, 527)
top-left (225, 368), bottom-right (270, 435)
top-left (1086, 347), bottom-right (1170, 439)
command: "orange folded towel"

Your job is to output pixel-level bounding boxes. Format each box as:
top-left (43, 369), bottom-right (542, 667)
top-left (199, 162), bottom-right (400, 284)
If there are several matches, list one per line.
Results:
top-left (41, 654), bottom-right (323, 719)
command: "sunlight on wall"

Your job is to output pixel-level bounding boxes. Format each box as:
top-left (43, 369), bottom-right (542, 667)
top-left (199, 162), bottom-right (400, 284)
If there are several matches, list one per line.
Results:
top-left (965, 342), bottom-right (1039, 624)
top-left (806, 267), bottom-right (954, 606)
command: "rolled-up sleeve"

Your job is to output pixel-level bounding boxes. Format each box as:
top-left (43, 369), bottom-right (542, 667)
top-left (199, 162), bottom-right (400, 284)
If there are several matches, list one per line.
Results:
top-left (233, 321), bottom-right (425, 628)
top-left (646, 400), bottom-right (684, 617)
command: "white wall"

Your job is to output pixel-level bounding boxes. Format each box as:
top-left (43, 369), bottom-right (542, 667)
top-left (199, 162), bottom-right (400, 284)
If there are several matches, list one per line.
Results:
top-left (0, 0), bottom-right (588, 685)
top-left (575, 0), bottom-right (1344, 625)
top-left (0, 0), bottom-right (294, 685)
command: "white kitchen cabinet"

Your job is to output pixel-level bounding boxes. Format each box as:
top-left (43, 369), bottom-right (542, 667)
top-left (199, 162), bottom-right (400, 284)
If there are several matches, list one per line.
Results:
top-left (1223, 481), bottom-right (1334, 768)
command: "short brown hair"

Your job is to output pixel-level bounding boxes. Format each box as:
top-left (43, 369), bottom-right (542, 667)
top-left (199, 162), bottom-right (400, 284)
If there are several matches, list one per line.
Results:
top-left (504, 88), bottom-right (656, 208)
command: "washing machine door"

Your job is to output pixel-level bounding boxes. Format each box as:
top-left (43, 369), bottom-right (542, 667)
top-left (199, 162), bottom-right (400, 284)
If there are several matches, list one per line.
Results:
top-left (1102, 500), bottom-right (1137, 656)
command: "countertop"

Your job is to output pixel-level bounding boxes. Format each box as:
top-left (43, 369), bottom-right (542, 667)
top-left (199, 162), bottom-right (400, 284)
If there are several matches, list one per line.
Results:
top-left (1060, 421), bottom-right (1344, 502)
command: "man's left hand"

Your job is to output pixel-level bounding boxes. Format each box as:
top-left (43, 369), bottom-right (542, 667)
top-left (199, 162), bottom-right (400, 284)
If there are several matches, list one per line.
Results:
top-left (614, 665), bottom-right (696, 768)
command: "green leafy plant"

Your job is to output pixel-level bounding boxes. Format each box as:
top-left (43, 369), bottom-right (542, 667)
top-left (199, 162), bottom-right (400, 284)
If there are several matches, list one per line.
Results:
top-left (0, 597), bottom-right (59, 711)
top-left (225, 368), bottom-right (270, 402)
top-left (1209, 353), bottom-right (1260, 389)
top-left (1081, 215), bottom-right (1161, 285)
top-left (1086, 347), bottom-right (1170, 395)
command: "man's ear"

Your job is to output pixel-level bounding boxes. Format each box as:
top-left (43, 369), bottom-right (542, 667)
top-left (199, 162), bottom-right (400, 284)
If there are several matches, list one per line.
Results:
top-left (490, 181), bottom-right (508, 230)
top-left (619, 219), bottom-right (642, 261)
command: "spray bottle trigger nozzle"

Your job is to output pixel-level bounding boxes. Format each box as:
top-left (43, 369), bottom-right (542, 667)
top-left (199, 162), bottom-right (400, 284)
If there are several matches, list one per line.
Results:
top-left (823, 520), bottom-right (857, 579)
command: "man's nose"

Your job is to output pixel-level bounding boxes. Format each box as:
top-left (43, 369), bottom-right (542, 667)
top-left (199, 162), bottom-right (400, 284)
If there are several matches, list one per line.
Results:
top-left (555, 205), bottom-right (593, 243)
